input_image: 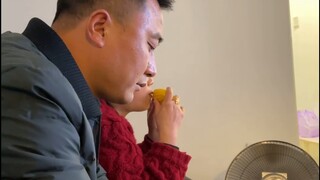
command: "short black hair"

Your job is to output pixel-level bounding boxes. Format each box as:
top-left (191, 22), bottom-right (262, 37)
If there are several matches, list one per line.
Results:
top-left (53, 0), bottom-right (175, 23)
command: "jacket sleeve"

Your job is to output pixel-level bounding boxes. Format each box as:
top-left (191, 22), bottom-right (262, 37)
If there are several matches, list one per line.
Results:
top-left (97, 164), bottom-right (108, 180)
top-left (1, 65), bottom-right (95, 179)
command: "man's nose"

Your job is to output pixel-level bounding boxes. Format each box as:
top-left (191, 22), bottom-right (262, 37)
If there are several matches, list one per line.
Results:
top-left (145, 58), bottom-right (157, 77)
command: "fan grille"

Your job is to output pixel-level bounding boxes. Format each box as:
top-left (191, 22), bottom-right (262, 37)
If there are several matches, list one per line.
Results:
top-left (225, 141), bottom-right (319, 180)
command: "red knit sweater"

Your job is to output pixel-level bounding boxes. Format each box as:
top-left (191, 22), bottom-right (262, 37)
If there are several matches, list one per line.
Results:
top-left (99, 100), bottom-right (191, 180)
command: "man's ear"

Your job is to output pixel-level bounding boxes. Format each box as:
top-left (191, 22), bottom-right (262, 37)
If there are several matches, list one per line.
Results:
top-left (86, 9), bottom-right (112, 48)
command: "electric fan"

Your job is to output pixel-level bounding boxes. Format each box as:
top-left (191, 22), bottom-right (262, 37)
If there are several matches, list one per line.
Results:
top-left (225, 140), bottom-right (319, 180)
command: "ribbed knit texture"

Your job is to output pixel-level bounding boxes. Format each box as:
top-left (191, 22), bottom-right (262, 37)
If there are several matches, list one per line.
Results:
top-left (99, 100), bottom-right (191, 180)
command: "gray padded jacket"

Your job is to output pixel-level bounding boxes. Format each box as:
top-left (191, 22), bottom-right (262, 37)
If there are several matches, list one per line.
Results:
top-left (1, 18), bottom-right (107, 180)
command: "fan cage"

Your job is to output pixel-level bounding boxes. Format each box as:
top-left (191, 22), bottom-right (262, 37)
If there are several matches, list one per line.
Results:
top-left (225, 140), bottom-right (319, 180)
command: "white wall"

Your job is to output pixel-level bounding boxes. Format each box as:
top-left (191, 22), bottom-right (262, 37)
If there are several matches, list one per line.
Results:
top-left (1, 0), bottom-right (56, 33)
top-left (289, 0), bottom-right (319, 112)
top-left (2, 0), bottom-right (299, 179)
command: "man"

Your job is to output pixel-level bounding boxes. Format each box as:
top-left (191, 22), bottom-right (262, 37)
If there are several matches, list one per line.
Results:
top-left (1, 0), bottom-right (175, 179)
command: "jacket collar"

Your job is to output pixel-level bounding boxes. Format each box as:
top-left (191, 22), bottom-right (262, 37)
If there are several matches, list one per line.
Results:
top-left (22, 18), bottom-right (101, 119)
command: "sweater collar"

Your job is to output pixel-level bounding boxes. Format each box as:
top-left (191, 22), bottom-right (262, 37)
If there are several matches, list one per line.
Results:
top-left (22, 18), bottom-right (101, 119)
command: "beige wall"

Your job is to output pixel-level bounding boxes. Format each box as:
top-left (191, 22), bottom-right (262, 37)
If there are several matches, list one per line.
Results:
top-left (130, 0), bottom-right (299, 179)
top-left (1, 0), bottom-right (56, 33)
top-left (289, 0), bottom-right (319, 112)
top-left (2, 0), bottom-right (300, 179)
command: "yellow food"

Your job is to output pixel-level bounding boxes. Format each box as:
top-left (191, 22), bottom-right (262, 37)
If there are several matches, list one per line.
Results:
top-left (153, 88), bottom-right (179, 104)
top-left (153, 89), bottom-right (166, 103)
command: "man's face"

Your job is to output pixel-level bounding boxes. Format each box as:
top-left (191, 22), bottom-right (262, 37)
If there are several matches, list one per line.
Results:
top-left (97, 0), bottom-right (163, 104)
